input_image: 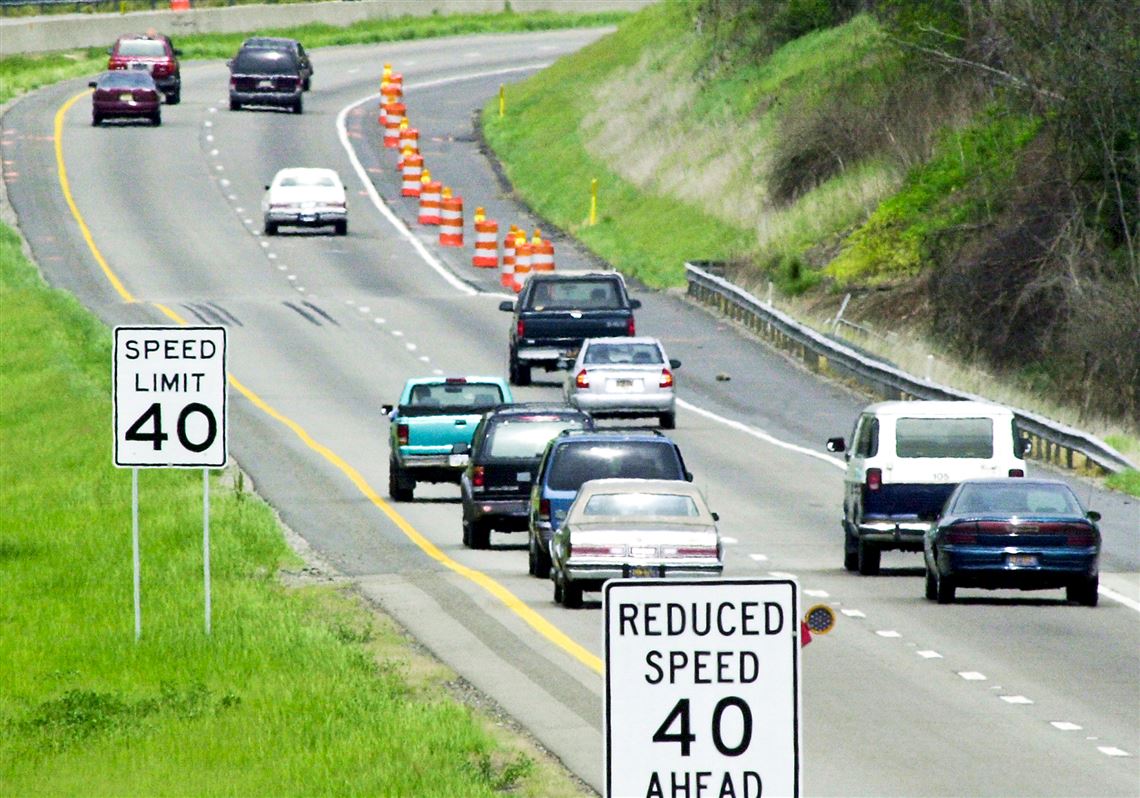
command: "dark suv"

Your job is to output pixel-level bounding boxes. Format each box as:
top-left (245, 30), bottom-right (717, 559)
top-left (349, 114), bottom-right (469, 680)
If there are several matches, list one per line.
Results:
top-left (107, 33), bottom-right (181, 104)
top-left (239, 37), bottom-right (313, 90)
top-left (527, 430), bottom-right (692, 577)
top-left (458, 404), bottom-right (593, 549)
top-left (228, 47), bottom-right (304, 113)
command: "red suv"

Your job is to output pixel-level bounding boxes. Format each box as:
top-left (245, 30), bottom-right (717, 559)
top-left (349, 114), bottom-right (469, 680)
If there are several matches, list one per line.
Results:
top-left (107, 33), bottom-right (181, 105)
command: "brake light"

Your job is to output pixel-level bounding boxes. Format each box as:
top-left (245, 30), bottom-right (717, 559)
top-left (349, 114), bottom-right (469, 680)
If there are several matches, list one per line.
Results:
top-left (627, 316), bottom-right (636, 336)
top-left (1066, 530), bottom-right (1097, 546)
top-left (539, 499), bottom-right (551, 522)
top-left (662, 545), bottom-right (717, 558)
top-left (517, 320), bottom-right (525, 338)
top-left (572, 544), bottom-right (626, 556)
top-left (865, 468), bottom-right (882, 491)
top-left (659, 369), bottom-right (673, 388)
top-left (397, 423), bottom-right (409, 446)
top-left (472, 466), bottom-right (485, 488)
top-left (445, 377), bottom-right (468, 384)
top-left (1008, 469), bottom-right (1024, 477)
top-left (945, 523), bottom-right (977, 544)
top-left (575, 370), bottom-right (590, 389)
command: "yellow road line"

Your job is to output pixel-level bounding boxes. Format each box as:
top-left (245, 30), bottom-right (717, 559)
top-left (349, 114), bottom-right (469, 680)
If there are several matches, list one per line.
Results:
top-left (56, 93), bottom-right (604, 675)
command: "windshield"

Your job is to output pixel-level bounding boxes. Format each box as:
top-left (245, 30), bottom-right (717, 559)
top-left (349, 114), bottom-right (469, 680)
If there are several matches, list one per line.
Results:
top-left (527, 279), bottom-right (621, 311)
top-left (583, 492), bottom-right (700, 518)
top-left (548, 442), bottom-right (680, 491)
top-left (583, 342), bottom-right (662, 366)
top-left (895, 417), bottom-right (994, 458)
top-left (485, 419), bottom-right (586, 459)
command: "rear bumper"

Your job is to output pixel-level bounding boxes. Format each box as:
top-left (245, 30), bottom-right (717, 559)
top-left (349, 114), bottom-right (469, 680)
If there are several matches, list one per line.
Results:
top-left (467, 498), bottom-right (529, 530)
top-left (565, 560), bottom-right (723, 584)
top-left (854, 519), bottom-right (932, 551)
top-left (265, 209), bottom-right (346, 228)
top-left (939, 546), bottom-right (1098, 587)
top-left (230, 89), bottom-right (300, 107)
top-left (571, 393), bottom-right (674, 415)
top-left (399, 455), bottom-right (463, 483)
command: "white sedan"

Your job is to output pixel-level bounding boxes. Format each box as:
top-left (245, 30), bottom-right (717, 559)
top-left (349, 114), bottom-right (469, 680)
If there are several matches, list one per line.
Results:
top-left (563, 337), bottom-right (681, 429)
top-left (550, 478), bottom-right (723, 608)
top-left (262, 167), bottom-right (347, 236)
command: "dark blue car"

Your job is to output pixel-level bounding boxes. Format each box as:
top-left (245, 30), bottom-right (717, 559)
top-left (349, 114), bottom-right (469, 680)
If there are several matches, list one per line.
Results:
top-left (923, 478), bottom-right (1101, 605)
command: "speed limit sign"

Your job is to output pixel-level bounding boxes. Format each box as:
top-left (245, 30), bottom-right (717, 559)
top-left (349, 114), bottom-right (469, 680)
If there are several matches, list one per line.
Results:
top-left (604, 579), bottom-right (801, 798)
top-left (114, 326), bottom-right (228, 468)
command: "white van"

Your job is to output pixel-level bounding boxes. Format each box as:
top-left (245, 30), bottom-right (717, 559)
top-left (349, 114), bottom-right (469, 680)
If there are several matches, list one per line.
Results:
top-left (826, 400), bottom-right (1030, 575)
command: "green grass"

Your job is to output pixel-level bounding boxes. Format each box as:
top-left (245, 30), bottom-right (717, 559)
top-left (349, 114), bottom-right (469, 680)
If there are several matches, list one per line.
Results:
top-left (0, 217), bottom-right (583, 793)
top-left (0, 8), bottom-right (627, 105)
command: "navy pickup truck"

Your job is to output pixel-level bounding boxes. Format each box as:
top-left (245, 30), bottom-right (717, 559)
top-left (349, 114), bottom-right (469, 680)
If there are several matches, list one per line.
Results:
top-left (499, 271), bottom-right (641, 386)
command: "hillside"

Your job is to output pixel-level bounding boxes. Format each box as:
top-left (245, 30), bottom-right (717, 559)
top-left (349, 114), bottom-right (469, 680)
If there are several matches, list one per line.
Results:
top-left (481, 0), bottom-right (1139, 438)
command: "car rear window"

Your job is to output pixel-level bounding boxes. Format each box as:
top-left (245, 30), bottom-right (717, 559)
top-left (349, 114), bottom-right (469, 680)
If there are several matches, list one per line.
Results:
top-left (895, 417), bottom-right (994, 459)
top-left (527, 279), bottom-right (622, 311)
top-left (485, 419), bottom-right (587, 459)
top-left (583, 342), bottom-right (662, 366)
top-left (953, 483), bottom-right (1080, 515)
top-left (99, 72), bottom-right (155, 88)
top-left (233, 50), bottom-right (298, 74)
top-left (405, 382), bottom-right (504, 411)
top-left (547, 442), bottom-right (682, 491)
top-left (583, 492), bottom-right (699, 518)
top-left (118, 40), bottom-right (167, 58)
top-left (278, 173), bottom-right (336, 188)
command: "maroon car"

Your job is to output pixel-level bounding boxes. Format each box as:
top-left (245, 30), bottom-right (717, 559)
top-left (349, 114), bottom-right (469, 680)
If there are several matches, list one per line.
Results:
top-left (89, 71), bottom-right (162, 127)
top-left (107, 33), bottom-right (181, 104)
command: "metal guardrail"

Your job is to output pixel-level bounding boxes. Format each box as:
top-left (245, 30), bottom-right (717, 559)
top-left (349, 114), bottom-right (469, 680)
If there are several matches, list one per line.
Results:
top-left (685, 261), bottom-right (1137, 476)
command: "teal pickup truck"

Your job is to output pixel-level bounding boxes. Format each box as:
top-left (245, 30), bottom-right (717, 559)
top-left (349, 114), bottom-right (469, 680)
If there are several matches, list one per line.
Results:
top-left (382, 376), bottom-right (513, 501)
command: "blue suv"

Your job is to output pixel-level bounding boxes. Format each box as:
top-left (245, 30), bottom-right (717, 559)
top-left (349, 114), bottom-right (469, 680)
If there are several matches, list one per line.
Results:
top-left (527, 430), bottom-right (692, 577)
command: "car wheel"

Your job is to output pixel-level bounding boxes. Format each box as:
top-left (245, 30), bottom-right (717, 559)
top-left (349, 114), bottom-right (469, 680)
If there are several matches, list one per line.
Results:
top-left (659, 411), bottom-right (676, 430)
top-left (552, 572), bottom-right (564, 605)
top-left (509, 357), bottom-right (531, 387)
top-left (843, 528), bottom-right (859, 572)
top-left (529, 533), bottom-right (550, 578)
top-left (857, 538), bottom-right (881, 576)
top-left (229, 98), bottom-right (241, 112)
top-left (935, 570), bottom-right (955, 604)
top-left (303, 77), bottom-right (311, 91)
top-left (334, 220), bottom-right (347, 236)
top-left (92, 113), bottom-right (102, 127)
top-left (167, 89), bottom-right (180, 105)
top-left (469, 520), bottom-right (491, 550)
top-left (461, 519), bottom-right (471, 547)
top-left (1066, 575), bottom-right (1098, 607)
top-left (264, 221), bottom-right (278, 236)
top-left (924, 565), bottom-right (938, 600)
top-left (152, 112), bottom-right (161, 126)
top-left (562, 579), bottom-right (583, 609)
top-left (293, 96), bottom-right (303, 114)
top-left (388, 460), bottom-right (414, 502)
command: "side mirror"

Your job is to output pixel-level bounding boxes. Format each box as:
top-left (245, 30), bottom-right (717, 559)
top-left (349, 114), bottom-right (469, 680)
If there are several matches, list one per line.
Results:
top-left (826, 437), bottom-right (847, 453)
top-left (684, 471), bottom-right (693, 482)
top-left (226, 59), bottom-right (234, 68)
top-left (918, 509), bottom-right (941, 523)
top-left (669, 359), bottom-right (682, 369)
top-left (88, 81), bottom-right (98, 88)
top-left (381, 403), bottom-right (394, 416)
top-left (1087, 510), bottom-right (1101, 522)
top-left (264, 184), bottom-right (271, 191)
top-left (173, 48), bottom-right (183, 56)
top-left (498, 300), bottom-right (515, 312)
top-left (711, 511), bottom-right (720, 522)
top-left (629, 299), bottom-right (642, 309)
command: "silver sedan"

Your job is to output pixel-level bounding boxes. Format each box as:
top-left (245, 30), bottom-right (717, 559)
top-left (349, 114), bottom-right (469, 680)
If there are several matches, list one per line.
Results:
top-left (563, 337), bottom-right (680, 428)
top-left (550, 478), bottom-right (723, 608)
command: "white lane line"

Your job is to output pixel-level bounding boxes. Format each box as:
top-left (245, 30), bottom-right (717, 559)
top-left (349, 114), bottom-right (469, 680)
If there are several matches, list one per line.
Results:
top-left (768, 571), bottom-right (796, 579)
top-left (840, 609), bottom-right (865, 618)
top-left (676, 398), bottom-right (845, 470)
top-left (804, 589), bottom-right (829, 598)
top-left (1097, 747), bottom-right (1131, 757)
top-left (1000, 695), bottom-right (1033, 704)
top-left (391, 330), bottom-right (404, 337)
top-left (916, 650), bottom-right (943, 659)
top-left (1099, 584), bottom-right (1140, 612)
top-left (958, 671), bottom-right (987, 681)
top-left (406, 343), bottom-right (417, 351)
top-left (875, 630), bottom-right (901, 638)
top-left (748, 553), bottom-right (768, 562)
top-left (1050, 721), bottom-right (1082, 731)
top-left (720, 536), bottom-right (738, 544)
top-left (374, 318), bottom-right (386, 325)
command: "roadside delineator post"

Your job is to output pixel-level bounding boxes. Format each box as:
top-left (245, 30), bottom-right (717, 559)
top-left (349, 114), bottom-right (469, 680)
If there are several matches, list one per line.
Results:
top-left (531, 229), bottom-right (555, 272)
top-left (439, 189), bottom-right (464, 247)
top-left (418, 171), bottom-right (442, 225)
top-left (472, 208), bottom-right (499, 268)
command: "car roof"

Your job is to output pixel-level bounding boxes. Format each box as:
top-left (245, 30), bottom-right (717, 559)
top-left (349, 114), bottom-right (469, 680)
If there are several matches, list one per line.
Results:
top-left (578, 478), bottom-right (703, 495)
top-left (956, 477), bottom-right (1070, 489)
top-left (583, 336), bottom-right (661, 346)
top-left (528, 270), bottom-right (626, 282)
top-left (485, 403), bottom-right (586, 417)
top-left (861, 400), bottom-right (1014, 419)
top-left (243, 36), bottom-right (298, 46)
top-left (553, 429), bottom-right (670, 444)
top-left (403, 376), bottom-right (508, 387)
top-left (273, 167), bottom-right (341, 181)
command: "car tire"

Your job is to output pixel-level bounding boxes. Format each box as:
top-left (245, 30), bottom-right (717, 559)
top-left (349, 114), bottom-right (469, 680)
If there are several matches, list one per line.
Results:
top-left (659, 412), bottom-right (676, 430)
top-left (857, 538), bottom-right (881, 576)
top-left (388, 460), bottom-right (414, 502)
top-left (293, 96), bottom-right (303, 115)
top-left (264, 221), bottom-right (278, 236)
top-left (553, 575), bottom-right (564, 605)
top-left (92, 114), bottom-right (102, 127)
top-left (1066, 575), bottom-right (1098, 607)
top-left (167, 89), bottom-right (180, 105)
top-left (152, 112), bottom-right (161, 127)
top-left (303, 77), bottom-right (311, 91)
top-left (561, 579), bottom-right (583, 609)
top-left (935, 571), bottom-right (955, 604)
top-left (229, 98), bottom-right (241, 112)
top-left (843, 528), bottom-right (859, 572)
top-left (529, 533), bottom-right (550, 578)
top-left (469, 520), bottom-right (491, 550)
top-left (509, 356), bottom-right (532, 387)
top-left (924, 565), bottom-right (938, 600)
top-left (334, 220), bottom-right (347, 236)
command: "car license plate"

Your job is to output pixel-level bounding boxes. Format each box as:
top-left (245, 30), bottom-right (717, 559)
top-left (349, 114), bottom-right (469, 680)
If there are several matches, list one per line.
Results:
top-left (629, 565), bottom-right (658, 578)
top-left (258, 79), bottom-right (274, 88)
top-left (516, 472), bottom-right (531, 482)
top-left (119, 93), bottom-right (132, 102)
top-left (129, 62), bottom-right (148, 70)
top-left (1007, 553), bottom-right (1038, 567)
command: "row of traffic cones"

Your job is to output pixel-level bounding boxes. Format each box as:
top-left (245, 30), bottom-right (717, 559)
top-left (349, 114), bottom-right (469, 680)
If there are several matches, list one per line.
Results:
top-left (378, 63), bottom-right (555, 293)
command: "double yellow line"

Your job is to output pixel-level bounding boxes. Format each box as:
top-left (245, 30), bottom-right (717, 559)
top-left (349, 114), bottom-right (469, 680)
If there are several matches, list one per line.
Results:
top-left (54, 91), bottom-right (603, 675)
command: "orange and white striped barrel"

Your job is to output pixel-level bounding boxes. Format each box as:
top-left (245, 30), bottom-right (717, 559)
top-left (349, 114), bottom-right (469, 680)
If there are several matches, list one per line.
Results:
top-left (439, 191), bottom-right (464, 247)
top-left (531, 230), bottom-right (555, 272)
top-left (382, 102), bottom-right (405, 148)
top-left (501, 227), bottom-right (518, 290)
top-left (401, 153), bottom-right (424, 197)
top-left (380, 79), bottom-right (401, 108)
top-left (398, 126), bottom-right (419, 158)
top-left (514, 232), bottom-right (533, 285)
top-left (472, 210), bottom-right (498, 268)
top-left (418, 177), bottom-right (442, 225)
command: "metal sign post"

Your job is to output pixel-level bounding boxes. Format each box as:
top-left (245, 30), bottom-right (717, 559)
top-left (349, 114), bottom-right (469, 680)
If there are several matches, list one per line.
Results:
top-left (113, 326), bottom-right (228, 639)
top-left (604, 579), bottom-right (801, 798)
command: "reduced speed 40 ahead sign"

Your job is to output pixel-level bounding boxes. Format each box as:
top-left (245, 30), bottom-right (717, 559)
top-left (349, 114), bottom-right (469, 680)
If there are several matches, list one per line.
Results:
top-left (604, 579), bottom-right (800, 798)
top-left (114, 326), bottom-right (228, 468)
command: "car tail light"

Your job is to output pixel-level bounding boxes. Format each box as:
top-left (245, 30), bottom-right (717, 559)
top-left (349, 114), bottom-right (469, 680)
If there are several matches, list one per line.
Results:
top-left (1065, 527), bottom-right (1097, 546)
top-left (945, 523), bottom-right (978, 544)
top-left (472, 466), bottom-right (485, 489)
top-left (539, 499), bottom-right (551, 522)
top-left (575, 370), bottom-right (590, 389)
top-left (517, 320), bottom-right (525, 338)
top-left (627, 316), bottom-right (636, 336)
top-left (230, 77), bottom-right (238, 89)
top-left (659, 368), bottom-right (674, 388)
top-left (572, 544), bottom-right (626, 556)
top-left (445, 377), bottom-right (467, 384)
top-left (397, 423), bottom-right (409, 446)
top-left (662, 545), bottom-right (717, 558)
top-left (1008, 468), bottom-right (1024, 477)
top-left (865, 468), bottom-right (882, 491)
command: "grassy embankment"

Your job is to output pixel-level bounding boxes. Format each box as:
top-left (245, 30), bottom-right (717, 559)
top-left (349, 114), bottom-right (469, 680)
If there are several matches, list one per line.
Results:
top-left (1, 9), bottom-right (630, 796)
top-left (480, 1), bottom-right (1140, 493)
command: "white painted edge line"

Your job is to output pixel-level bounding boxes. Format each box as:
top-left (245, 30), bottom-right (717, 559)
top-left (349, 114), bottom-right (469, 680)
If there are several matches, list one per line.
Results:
top-left (1099, 584), bottom-right (1140, 612)
top-left (676, 398), bottom-right (845, 470)
top-left (336, 63), bottom-right (553, 298)
top-left (1050, 721), bottom-right (1082, 731)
